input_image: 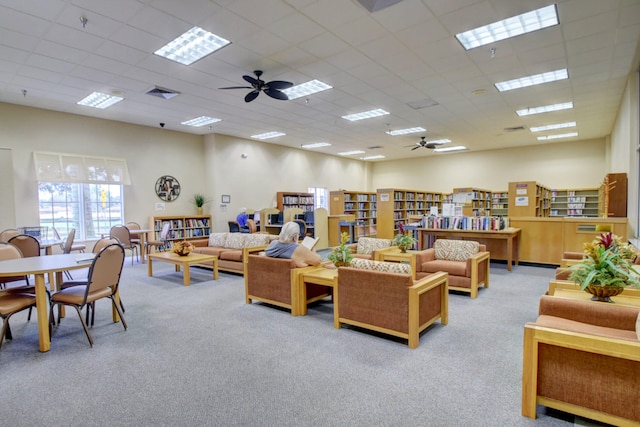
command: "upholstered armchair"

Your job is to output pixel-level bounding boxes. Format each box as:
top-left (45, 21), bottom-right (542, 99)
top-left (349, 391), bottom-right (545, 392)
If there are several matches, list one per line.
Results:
top-left (522, 295), bottom-right (640, 424)
top-left (336, 258), bottom-right (448, 349)
top-left (245, 254), bottom-right (330, 316)
top-left (345, 237), bottom-right (394, 260)
top-left (414, 239), bottom-right (489, 299)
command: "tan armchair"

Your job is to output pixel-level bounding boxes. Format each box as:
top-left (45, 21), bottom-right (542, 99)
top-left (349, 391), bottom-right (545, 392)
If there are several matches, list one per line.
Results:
top-left (415, 239), bottom-right (489, 298)
top-left (345, 237), bottom-right (394, 260)
top-left (522, 295), bottom-right (640, 425)
top-left (245, 253), bottom-right (330, 315)
top-left (336, 261), bottom-right (448, 349)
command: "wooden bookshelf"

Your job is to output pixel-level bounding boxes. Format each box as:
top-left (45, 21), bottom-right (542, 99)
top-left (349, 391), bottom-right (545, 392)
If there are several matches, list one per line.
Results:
top-left (550, 188), bottom-right (599, 217)
top-left (376, 188), bottom-right (443, 239)
top-left (149, 215), bottom-right (211, 243)
top-left (276, 191), bottom-right (314, 212)
top-left (491, 191), bottom-right (509, 216)
top-left (329, 191), bottom-right (377, 238)
top-left (508, 181), bottom-right (551, 217)
top-left (452, 187), bottom-right (492, 216)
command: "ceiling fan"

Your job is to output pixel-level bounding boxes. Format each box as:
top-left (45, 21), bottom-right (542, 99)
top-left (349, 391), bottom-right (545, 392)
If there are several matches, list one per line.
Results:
top-left (219, 70), bottom-right (294, 103)
top-left (410, 137), bottom-right (448, 151)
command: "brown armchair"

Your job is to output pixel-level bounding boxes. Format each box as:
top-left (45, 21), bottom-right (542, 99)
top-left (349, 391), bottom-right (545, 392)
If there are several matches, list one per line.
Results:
top-left (415, 239), bottom-right (489, 298)
top-left (337, 260), bottom-right (448, 348)
top-left (522, 295), bottom-right (640, 424)
top-left (245, 253), bottom-right (330, 316)
top-left (345, 237), bottom-right (394, 260)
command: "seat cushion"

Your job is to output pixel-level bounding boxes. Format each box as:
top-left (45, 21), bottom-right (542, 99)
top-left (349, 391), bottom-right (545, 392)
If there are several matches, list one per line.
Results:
top-left (420, 259), bottom-right (467, 276)
top-left (356, 237), bottom-right (392, 255)
top-left (434, 240), bottom-right (479, 262)
top-left (193, 246), bottom-right (227, 257)
top-left (219, 249), bottom-right (243, 262)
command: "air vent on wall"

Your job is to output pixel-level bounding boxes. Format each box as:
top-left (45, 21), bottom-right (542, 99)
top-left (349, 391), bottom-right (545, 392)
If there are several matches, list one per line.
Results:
top-left (145, 86), bottom-right (180, 100)
top-left (504, 126), bottom-right (526, 132)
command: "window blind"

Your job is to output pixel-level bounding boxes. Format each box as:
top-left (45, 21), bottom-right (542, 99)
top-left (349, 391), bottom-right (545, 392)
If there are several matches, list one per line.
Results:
top-left (33, 151), bottom-right (131, 185)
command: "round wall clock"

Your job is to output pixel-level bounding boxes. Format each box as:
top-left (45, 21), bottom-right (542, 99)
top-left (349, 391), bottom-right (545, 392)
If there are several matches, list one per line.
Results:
top-left (155, 175), bottom-right (180, 201)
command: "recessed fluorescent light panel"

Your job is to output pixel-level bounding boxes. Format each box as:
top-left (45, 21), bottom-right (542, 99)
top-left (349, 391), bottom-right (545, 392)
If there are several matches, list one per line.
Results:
top-left (181, 116), bottom-right (222, 127)
top-left (537, 132), bottom-right (578, 141)
top-left (77, 92), bottom-right (123, 109)
top-left (386, 127), bottom-right (426, 136)
top-left (433, 146), bottom-right (468, 153)
top-left (516, 102), bottom-right (573, 117)
top-left (154, 26), bottom-right (230, 65)
top-left (251, 131), bottom-right (285, 140)
top-left (495, 69), bottom-right (568, 92)
top-left (301, 142), bottom-right (331, 149)
top-left (282, 80), bottom-right (332, 100)
top-left (337, 150), bottom-right (366, 156)
top-left (342, 109), bottom-right (390, 121)
top-left (530, 121), bottom-right (576, 132)
top-left (456, 4), bottom-right (559, 50)
top-left (361, 155), bottom-right (385, 160)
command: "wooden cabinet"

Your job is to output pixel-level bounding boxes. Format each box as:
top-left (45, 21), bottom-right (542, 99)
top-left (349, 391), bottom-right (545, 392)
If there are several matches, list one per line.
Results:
top-left (376, 188), bottom-right (443, 239)
top-left (329, 191), bottom-right (377, 238)
top-left (149, 215), bottom-right (211, 243)
top-left (602, 172), bottom-right (627, 217)
top-left (550, 188), bottom-right (599, 217)
top-left (452, 187), bottom-right (492, 216)
top-left (508, 181), bottom-right (551, 217)
top-left (276, 192), bottom-right (314, 212)
top-left (491, 191), bottom-right (508, 216)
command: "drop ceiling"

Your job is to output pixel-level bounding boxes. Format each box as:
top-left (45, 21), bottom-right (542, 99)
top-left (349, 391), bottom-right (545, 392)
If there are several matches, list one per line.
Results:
top-left (0, 0), bottom-right (639, 161)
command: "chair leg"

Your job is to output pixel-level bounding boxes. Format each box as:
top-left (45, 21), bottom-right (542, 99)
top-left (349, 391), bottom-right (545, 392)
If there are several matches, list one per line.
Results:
top-left (64, 270), bottom-right (73, 280)
top-left (73, 305), bottom-right (94, 347)
top-left (110, 296), bottom-right (127, 331)
top-left (0, 318), bottom-right (10, 350)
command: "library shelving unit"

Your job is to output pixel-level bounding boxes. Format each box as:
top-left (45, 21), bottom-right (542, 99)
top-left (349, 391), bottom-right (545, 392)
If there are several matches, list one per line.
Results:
top-left (149, 214), bottom-right (212, 243)
top-left (491, 191), bottom-right (509, 216)
top-left (276, 192), bottom-right (315, 212)
top-left (508, 181), bottom-right (552, 217)
top-left (376, 188), bottom-right (443, 239)
top-left (550, 188), bottom-right (599, 217)
top-left (329, 191), bottom-right (377, 238)
top-left (452, 187), bottom-right (492, 216)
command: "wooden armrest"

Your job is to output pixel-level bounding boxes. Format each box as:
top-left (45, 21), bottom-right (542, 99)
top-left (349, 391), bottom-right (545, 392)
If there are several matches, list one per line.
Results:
top-left (411, 271), bottom-right (448, 292)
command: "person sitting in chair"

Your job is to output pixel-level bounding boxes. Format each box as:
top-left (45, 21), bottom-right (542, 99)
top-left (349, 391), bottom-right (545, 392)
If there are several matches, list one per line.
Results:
top-left (236, 207), bottom-right (249, 232)
top-left (265, 221), bottom-right (321, 267)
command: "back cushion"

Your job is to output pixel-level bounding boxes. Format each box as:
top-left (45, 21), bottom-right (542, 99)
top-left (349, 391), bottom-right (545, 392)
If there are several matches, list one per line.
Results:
top-left (350, 258), bottom-right (412, 275)
top-left (208, 233), bottom-right (228, 247)
top-left (225, 233), bottom-right (246, 249)
top-left (356, 237), bottom-right (392, 255)
top-left (243, 233), bottom-right (271, 248)
top-left (434, 240), bottom-right (479, 262)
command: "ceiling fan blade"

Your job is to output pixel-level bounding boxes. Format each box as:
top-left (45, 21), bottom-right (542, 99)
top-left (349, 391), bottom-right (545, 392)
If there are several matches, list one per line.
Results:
top-left (243, 75), bottom-right (259, 86)
top-left (244, 91), bottom-right (260, 102)
top-left (267, 80), bottom-right (294, 90)
top-left (264, 88), bottom-right (289, 100)
top-left (411, 146), bottom-right (420, 151)
top-left (219, 86), bottom-right (253, 90)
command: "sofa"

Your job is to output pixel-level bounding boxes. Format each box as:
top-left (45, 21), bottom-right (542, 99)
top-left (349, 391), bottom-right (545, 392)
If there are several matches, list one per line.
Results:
top-left (415, 239), bottom-right (490, 298)
top-left (522, 295), bottom-right (640, 424)
top-left (191, 232), bottom-right (275, 275)
top-left (336, 258), bottom-right (448, 349)
top-left (245, 254), bottom-right (330, 315)
top-left (345, 237), bottom-right (394, 260)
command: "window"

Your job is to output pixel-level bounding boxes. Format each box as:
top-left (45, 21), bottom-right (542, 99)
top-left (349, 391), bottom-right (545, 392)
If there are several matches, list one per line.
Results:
top-left (308, 187), bottom-right (328, 210)
top-left (38, 182), bottom-right (123, 240)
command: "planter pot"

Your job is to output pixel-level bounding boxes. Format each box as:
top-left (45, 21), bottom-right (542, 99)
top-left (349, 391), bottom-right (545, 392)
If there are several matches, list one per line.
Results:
top-left (196, 207), bottom-right (203, 215)
top-left (585, 284), bottom-right (625, 302)
top-left (333, 261), bottom-right (351, 267)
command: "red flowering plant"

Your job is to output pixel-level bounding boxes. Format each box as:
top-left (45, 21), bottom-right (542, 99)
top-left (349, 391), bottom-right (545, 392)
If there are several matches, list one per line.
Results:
top-left (393, 222), bottom-right (416, 252)
top-left (566, 232), bottom-right (640, 290)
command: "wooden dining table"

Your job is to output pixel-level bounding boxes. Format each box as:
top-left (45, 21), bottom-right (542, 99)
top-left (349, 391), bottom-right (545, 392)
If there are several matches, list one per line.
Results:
top-left (128, 228), bottom-right (153, 263)
top-left (0, 254), bottom-right (106, 352)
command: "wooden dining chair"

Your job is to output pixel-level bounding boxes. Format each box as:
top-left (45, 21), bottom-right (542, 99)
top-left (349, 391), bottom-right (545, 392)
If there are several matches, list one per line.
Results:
top-left (0, 229), bottom-right (20, 243)
top-left (0, 288), bottom-right (37, 350)
top-left (49, 243), bottom-right (127, 347)
top-left (0, 242), bottom-right (29, 290)
top-left (146, 223), bottom-right (171, 255)
top-left (53, 227), bottom-right (86, 253)
top-left (125, 222), bottom-right (142, 247)
top-left (109, 225), bottom-right (139, 264)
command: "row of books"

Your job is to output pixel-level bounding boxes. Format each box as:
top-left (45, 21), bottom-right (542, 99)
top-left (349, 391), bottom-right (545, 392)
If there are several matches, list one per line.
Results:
top-left (393, 192), bottom-right (442, 201)
top-left (422, 215), bottom-right (510, 231)
top-left (344, 202), bottom-right (377, 210)
top-left (343, 194), bottom-right (377, 202)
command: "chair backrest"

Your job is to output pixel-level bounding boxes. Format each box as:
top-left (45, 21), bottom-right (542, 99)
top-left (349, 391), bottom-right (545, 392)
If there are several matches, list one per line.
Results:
top-left (52, 227), bottom-right (62, 240)
top-left (8, 234), bottom-right (41, 258)
top-left (0, 229), bottom-right (20, 243)
top-left (126, 222), bottom-right (141, 231)
top-left (159, 223), bottom-right (171, 239)
top-left (86, 243), bottom-right (125, 298)
top-left (246, 219), bottom-right (257, 233)
top-left (0, 242), bottom-right (22, 261)
top-left (93, 237), bottom-right (120, 254)
top-left (62, 229), bottom-right (76, 254)
top-left (110, 225), bottom-right (132, 247)
top-left (228, 221), bottom-right (240, 233)
top-left (433, 239), bottom-right (479, 262)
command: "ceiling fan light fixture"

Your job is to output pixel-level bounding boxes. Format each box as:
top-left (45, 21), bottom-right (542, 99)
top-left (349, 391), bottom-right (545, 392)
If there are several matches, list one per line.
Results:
top-left (282, 80), bottom-right (332, 100)
top-left (386, 127), bottom-right (426, 136)
top-left (155, 26), bottom-right (230, 66)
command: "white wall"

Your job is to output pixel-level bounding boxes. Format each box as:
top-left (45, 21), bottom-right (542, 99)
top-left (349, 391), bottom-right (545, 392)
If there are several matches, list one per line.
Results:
top-left (372, 138), bottom-right (607, 193)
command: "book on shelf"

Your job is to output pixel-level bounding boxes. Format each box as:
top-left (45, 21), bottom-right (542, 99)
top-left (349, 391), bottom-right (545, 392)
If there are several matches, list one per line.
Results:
top-left (301, 236), bottom-right (319, 251)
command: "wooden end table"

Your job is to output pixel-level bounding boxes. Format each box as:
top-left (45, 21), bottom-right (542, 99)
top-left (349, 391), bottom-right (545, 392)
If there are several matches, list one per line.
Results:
top-left (147, 252), bottom-right (218, 286)
top-left (300, 265), bottom-right (339, 326)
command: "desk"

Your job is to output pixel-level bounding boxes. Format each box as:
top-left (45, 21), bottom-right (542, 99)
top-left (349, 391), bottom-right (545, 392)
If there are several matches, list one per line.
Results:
top-left (418, 227), bottom-right (521, 272)
top-left (0, 254), bottom-right (97, 352)
top-left (300, 265), bottom-right (338, 325)
top-left (128, 228), bottom-right (153, 263)
top-left (147, 252), bottom-right (218, 286)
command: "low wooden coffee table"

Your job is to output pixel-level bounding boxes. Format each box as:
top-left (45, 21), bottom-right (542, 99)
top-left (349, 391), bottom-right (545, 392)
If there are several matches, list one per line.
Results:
top-left (147, 252), bottom-right (218, 286)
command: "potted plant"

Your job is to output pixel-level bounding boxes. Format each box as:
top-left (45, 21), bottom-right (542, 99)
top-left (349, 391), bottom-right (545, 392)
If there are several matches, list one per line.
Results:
top-left (328, 232), bottom-right (353, 267)
top-left (393, 222), bottom-right (416, 253)
top-left (191, 193), bottom-right (211, 215)
top-left (566, 232), bottom-right (640, 302)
